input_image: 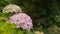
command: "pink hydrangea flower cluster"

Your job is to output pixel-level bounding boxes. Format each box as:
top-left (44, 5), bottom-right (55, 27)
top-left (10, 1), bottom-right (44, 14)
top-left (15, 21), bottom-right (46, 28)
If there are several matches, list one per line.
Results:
top-left (10, 13), bottom-right (33, 30)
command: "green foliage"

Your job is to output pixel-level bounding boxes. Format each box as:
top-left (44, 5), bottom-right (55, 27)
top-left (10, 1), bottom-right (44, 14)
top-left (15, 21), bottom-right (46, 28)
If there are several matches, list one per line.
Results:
top-left (0, 20), bottom-right (24, 34)
top-left (0, 0), bottom-right (60, 34)
top-left (18, 30), bottom-right (24, 34)
top-left (44, 26), bottom-right (60, 34)
top-left (26, 30), bottom-right (33, 34)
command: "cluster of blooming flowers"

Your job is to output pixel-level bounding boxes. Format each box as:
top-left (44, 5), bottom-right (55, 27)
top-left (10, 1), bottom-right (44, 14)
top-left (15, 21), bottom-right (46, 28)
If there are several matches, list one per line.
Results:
top-left (34, 31), bottom-right (44, 34)
top-left (3, 4), bottom-right (22, 13)
top-left (3, 4), bottom-right (33, 30)
top-left (10, 13), bottom-right (33, 30)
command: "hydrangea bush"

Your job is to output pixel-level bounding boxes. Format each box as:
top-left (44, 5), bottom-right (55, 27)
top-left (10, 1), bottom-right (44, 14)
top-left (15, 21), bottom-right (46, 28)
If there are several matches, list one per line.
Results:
top-left (0, 3), bottom-right (34, 34)
top-left (0, 0), bottom-right (60, 34)
top-left (10, 13), bottom-right (33, 30)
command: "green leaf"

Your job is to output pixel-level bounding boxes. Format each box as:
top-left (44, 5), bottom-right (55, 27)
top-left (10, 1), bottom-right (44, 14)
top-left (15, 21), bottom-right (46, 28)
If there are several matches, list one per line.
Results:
top-left (10, 29), bottom-right (17, 34)
top-left (26, 30), bottom-right (33, 34)
top-left (18, 30), bottom-right (24, 34)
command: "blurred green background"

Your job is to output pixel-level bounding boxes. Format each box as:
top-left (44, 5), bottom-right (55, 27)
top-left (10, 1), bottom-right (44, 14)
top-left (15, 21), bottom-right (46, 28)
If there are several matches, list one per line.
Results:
top-left (0, 0), bottom-right (60, 34)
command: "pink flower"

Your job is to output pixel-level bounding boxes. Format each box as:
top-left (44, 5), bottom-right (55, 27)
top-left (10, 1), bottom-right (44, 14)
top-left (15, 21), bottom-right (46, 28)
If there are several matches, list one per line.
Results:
top-left (10, 13), bottom-right (33, 30)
